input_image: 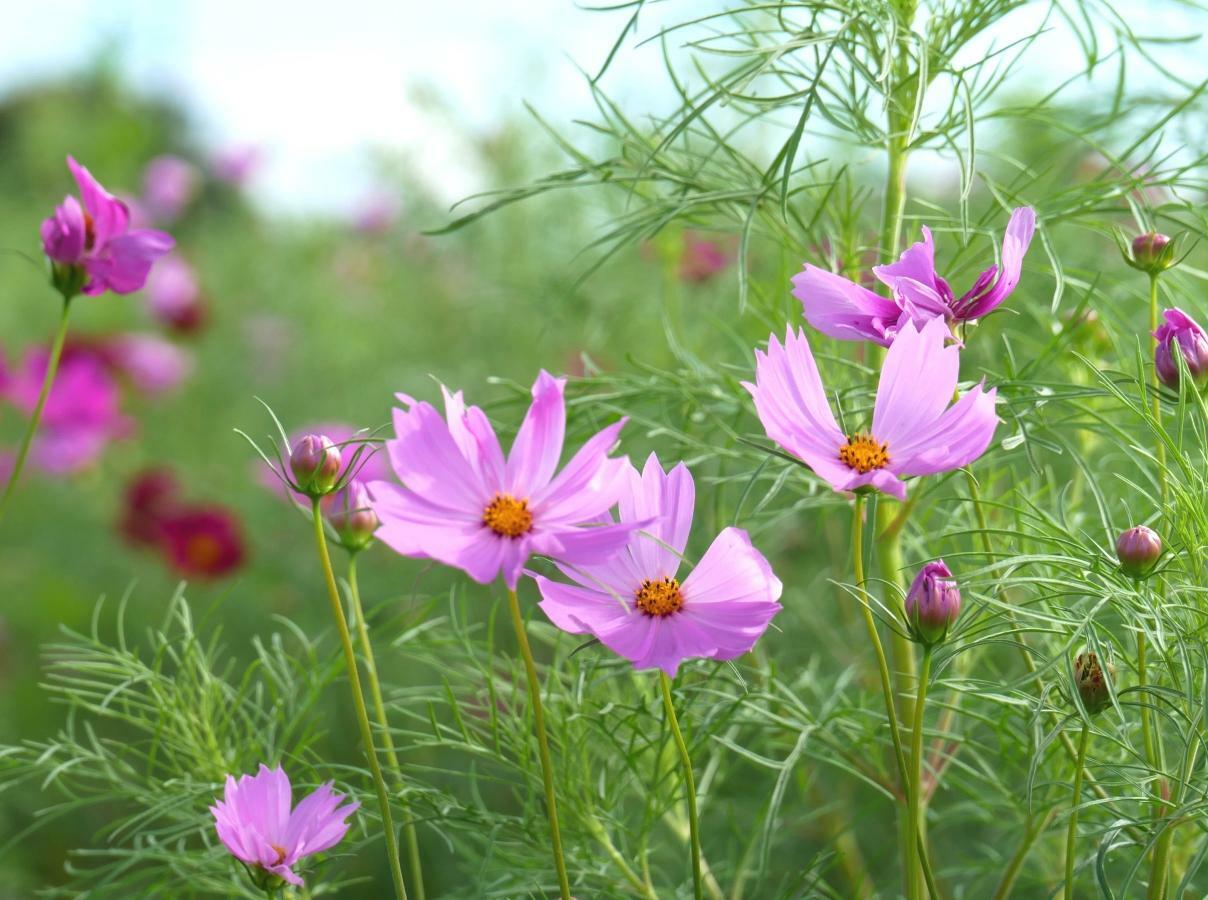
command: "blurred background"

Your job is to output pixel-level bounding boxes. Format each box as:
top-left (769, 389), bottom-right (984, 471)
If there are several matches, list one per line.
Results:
top-left (1, 1), bottom-right (1204, 896)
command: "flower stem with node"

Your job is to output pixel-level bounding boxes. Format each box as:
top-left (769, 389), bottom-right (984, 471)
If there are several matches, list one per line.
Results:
top-left (660, 671), bottom-right (703, 900)
top-left (0, 296), bottom-right (73, 524)
top-left (1064, 721), bottom-right (1092, 900)
top-left (310, 499), bottom-right (408, 900)
top-left (505, 587), bottom-right (572, 900)
top-left (347, 554), bottom-right (425, 900)
top-left (908, 645), bottom-right (933, 900)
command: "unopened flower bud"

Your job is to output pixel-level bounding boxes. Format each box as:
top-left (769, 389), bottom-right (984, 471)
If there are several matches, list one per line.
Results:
top-left (1073, 652), bottom-right (1114, 715)
top-left (1154, 307), bottom-right (1208, 390)
top-left (289, 433), bottom-right (342, 495)
top-left (1116, 525), bottom-right (1161, 578)
top-left (904, 560), bottom-right (961, 646)
top-left (1130, 232), bottom-right (1174, 273)
top-left (327, 482), bottom-right (379, 550)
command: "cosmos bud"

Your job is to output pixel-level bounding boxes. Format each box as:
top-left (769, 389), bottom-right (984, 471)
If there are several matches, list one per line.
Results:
top-left (1115, 525), bottom-right (1161, 578)
top-left (1073, 652), bottom-right (1114, 715)
top-left (1154, 307), bottom-right (1208, 391)
top-left (326, 481), bottom-right (379, 551)
top-left (289, 433), bottom-right (342, 496)
top-left (904, 560), bottom-right (961, 646)
top-left (1129, 232), bottom-right (1175, 273)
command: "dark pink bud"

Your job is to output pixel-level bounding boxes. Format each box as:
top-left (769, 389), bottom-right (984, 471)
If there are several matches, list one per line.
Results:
top-left (326, 481), bottom-right (380, 550)
top-left (1154, 307), bottom-right (1208, 390)
top-left (1074, 652), bottom-right (1114, 715)
top-left (904, 560), bottom-right (961, 645)
top-left (1131, 232), bottom-right (1172, 270)
top-left (1116, 525), bottom-right (1161, 578)
top-left (289, 433), bottom-right (342, 495)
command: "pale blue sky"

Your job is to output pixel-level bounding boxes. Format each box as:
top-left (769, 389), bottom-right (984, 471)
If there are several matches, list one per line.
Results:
top-left (2, 2), bottom-right (1196, 215)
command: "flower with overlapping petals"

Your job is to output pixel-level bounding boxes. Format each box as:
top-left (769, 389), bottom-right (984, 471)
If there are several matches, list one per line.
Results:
top-left (210, 764), bottom-right (358, 889)
top-left (794, 207), bottom-right (1036, 345)
top-left (534, 454), bottom-right (782, 676)
top-left (369, 370), bottom-right (635, 588)
top-left (745, 316), bottom-right (999, 500)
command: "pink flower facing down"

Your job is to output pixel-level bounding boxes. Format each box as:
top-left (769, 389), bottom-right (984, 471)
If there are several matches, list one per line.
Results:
top-left (368, 371), bottom-right (635, 588)
top-left (745, 316), bottom-right (999, 500)
top-left (1154, 307), bottom-right (1208, 390)
top-left (103, 333), bottom-right (193, 395)
top-left (40, 156), bottom-right (175, 296)
top-left (211, 765), bottom-right (358, 888)
top-left (794, 207), bottom-right (1036, 346)
top-left (534, 454), bottom-right (782, 677)
top-left (0, 346), bottom-right (132, 473)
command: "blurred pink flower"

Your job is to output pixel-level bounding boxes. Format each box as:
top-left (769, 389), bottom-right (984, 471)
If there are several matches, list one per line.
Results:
top-left (211, 764), bottom-right (358, 888)
top-left (535, 454), bottom-right (782, 676)
top-left (1, 346), bottom-right (132, 473)
top-left (145, 255), bottom-right (207, 334)
top-left (118, 467), bottom-right (181, 546)
top-left (210, 144), bottom-right (262, 186)
top-left (142, 155), bottom-right (200, 223)
top-left (679, 231), bottom-right (732, 283)
top-left (351, 190), bottom-right (400, 235)
top-left (159, 505), bottom-right (246, 578)
top-left (40, 156), bottom-right (174, 296)
top-left (103, 334), bottom-right (193, 395)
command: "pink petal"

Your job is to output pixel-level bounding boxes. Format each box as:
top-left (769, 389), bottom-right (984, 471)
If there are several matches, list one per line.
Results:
top-left (535, 575), bottom-right (632, 635)
top-left (619, 455), bottom-right (695, 577)
top-left (386, 401), bottom-right (487, 513)
top-left (368, 480), bottom-right (496, 581)
top-left (871, 316), bottom-right (959, 447)
top-left (531, 419), bottom-right (628, 523)
top-left (889, 383), bottom-right (999, 476)
top-left (792, 264), bottom-right (901, 345)
top-left (68, 155), bottom-right (129, 247)
top-left (506, 370), bottom-right (566, 495)
top-left (442, 387), bottom-right (505, 493)
top-left (531, 521), bottom-right (641, 572)
top-left (873, 226), bottom-right (939, 287)
top-left (952, 206), bottom-right (1037, 320)
top-left (680, 527), bottom-right (783, 607)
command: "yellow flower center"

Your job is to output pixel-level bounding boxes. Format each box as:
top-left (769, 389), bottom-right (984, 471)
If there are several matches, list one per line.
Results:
top-left (838, 432), bottom-right (890, 474)
top-left (635, 577), bottom-right (684, 617)
top-left (483, 494), bottom-right (533, 538)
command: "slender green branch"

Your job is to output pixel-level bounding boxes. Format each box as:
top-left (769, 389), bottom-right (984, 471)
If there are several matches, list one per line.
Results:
top-left (505, 587), bottom-right (572, 900)
top-left (0, 297), bottom-right (72, 523)
top-left (661, 672), bottom-right (703, 900)
top-left (310, 500), bottom-right (408, 900)
top-left (1064, 723), bottom-right (1092, 900)
top-left (908, 647), bottom-right (933, 900)
top-left (347, 555), bottom-right (425, 900)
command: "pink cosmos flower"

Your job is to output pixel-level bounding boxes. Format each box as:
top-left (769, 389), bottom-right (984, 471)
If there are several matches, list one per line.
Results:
top-left (211, 764), bottom-right (358, 888)
top-left (1, 346), bottom-right (132, 473)
top-left (1153, 307), bottom-right (1208, 390)
top-left (368, 371), bottom-right (635, 588)
top-left (146, 254), bottom-right (207, 334)
top-left (210, 144), bottom-right (262, 186)
top-left (679, 232), bottom-right (732, 283)
top-left (744, 316), bottom-right (999, 500)
top-left (142, 154), bottom-right (200, 223)
top-left (534, 454), bottom-right (782, 676)
top-left (794, 207), bottom-right (1036, 345)
top-left (40, 156), bottom-right (175, 296)
top-left (351, 190), bottom-right (400, 235)
top-left (103, 334), bottom-right (192, 395)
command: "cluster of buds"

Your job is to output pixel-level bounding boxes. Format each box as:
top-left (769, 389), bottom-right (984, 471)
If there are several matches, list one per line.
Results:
top-left (289, 434), bottom-right (343, 496)
top-left (283, 431), bottom-right (380, 551)
top-left (904, 560), bottom-right (962, 646)
top-left (1073, 651), bottom-right (1115, 715)
top-left (1116, 525), bottom-right (1162, 579)
top-left (1119, 230), bottom-right (1180, 276)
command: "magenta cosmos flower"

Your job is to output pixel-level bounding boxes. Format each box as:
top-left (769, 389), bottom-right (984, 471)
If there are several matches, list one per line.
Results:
top-left (533, 454), bottom-right (782, 676)
top-left (745, 316), bottom-right (999, 500)
top-left (211, 764), bottom-right (358, 888)
top-left (1153, 307), bottom-right (1208, 390)
top-left (793, 207), bottom-right (1036, 345)
top-left (368, 371), bottom-right (635, 588)
top-left (40, 156), bottom-right (174, 296)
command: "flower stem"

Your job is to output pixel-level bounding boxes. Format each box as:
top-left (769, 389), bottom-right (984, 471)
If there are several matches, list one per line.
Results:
top-left (1064, 722), bottom-right (1092, 900)
top-left (310, 500), bottom-right (408, 900)
top-left (1148, 273), bottom-right (1167, 498)
top-left (907, 646), bottom-right (933, 900)
top-left (347, 554), bottom-right (425, 900)
top-left (0, 297), bottom-right (72, 523)
top-left (660, 672), bottom-right (703, 900)
top-left (505, 587), bottom-right (572, 900)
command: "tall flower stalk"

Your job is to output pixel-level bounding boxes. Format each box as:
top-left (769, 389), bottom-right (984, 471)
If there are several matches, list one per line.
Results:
top-left (310, 498), bottom-right (409, 900)
top-left (1064, 722), bottom-right (1092, 900)
top-left (506, 587), bottom-right (572, 899)
top-left (660, 673), bottom-right (702, 900)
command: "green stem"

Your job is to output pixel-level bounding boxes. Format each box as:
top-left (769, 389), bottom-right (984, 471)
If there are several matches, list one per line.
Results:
top-left (991, 809), bottom-right (1056, 900)
top-left (310, 500), bottom-right (408, 900)
top-left (347, 555), bottom-right (425, 900)
top-left (1149, 273), bottom-right (1167, 501)
top-left (907, 647), bottom-right (932, 900)
top-left (505, 587), bottom-right (572, 900)
top-left (1064, 723), bottom-right (1092, 900)
top-left (661, 672), bottom-right (703, 900)
top-left (0, 298), bottom-right (72, 522)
